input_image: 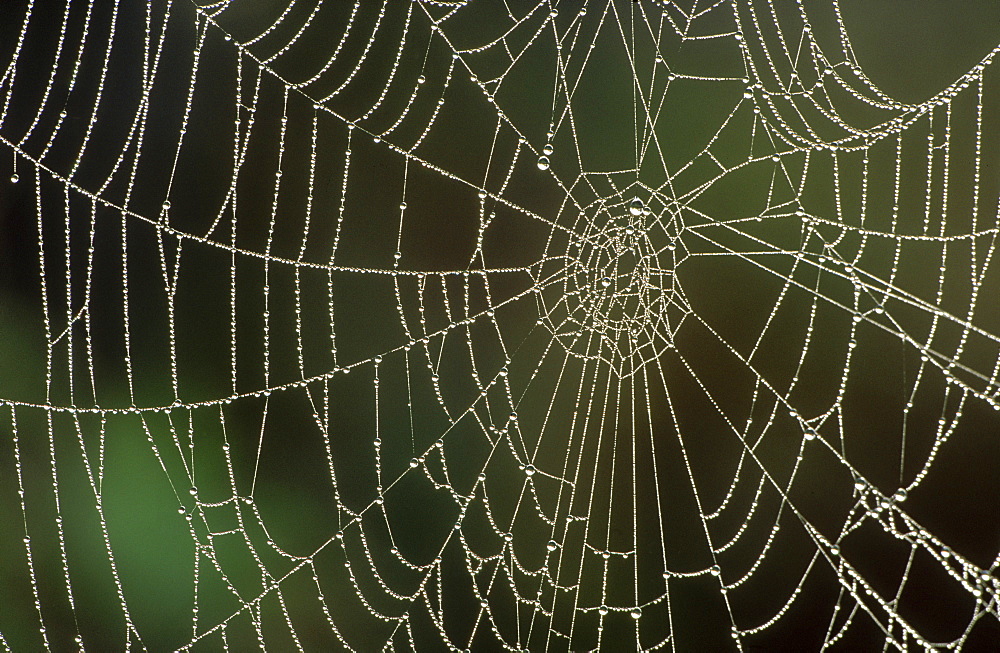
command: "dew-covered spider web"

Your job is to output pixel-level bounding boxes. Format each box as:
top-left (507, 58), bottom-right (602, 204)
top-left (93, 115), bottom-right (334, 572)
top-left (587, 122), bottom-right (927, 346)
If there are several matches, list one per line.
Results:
top-left (1, 0), bottom-right (999, 650)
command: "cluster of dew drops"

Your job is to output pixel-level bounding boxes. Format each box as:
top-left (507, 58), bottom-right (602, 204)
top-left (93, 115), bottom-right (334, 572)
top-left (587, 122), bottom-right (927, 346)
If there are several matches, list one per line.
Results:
top-left (536, 130), bottom-right (555, 170)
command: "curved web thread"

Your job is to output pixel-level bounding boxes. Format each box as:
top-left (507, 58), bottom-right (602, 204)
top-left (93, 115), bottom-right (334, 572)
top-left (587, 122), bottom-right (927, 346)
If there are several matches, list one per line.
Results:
top-left (0, 0), bottom-right (998, 650)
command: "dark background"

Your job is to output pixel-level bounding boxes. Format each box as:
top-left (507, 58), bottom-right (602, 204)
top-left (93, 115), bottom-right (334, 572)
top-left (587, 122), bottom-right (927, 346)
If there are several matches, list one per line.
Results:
top-left (0, 1), bottom-right (998, 650)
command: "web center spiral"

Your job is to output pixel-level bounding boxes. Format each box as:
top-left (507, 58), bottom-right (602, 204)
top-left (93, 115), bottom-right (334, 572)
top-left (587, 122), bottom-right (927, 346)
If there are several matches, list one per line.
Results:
top-left (536, 194), bottom-right (689, 377)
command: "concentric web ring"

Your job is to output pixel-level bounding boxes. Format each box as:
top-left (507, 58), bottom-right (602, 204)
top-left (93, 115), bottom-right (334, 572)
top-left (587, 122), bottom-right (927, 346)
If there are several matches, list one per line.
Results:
top-left (534, 187), bottom-right (686, 377)
top-left (0, 0), bottom-right (998, 651)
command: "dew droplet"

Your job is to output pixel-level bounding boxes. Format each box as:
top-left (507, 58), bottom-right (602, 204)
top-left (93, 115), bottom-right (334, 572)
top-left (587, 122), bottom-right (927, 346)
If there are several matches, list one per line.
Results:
top-left (524, 464), bottom-right (536, 476)
top-left (630, 608), bottom-right (642, 619)
top-left (598, 605), bottom-right (609, 616)
top-left (546, 540), bottom-right (558, 551)
top-left (893, 488), bottom-right (908, 502)
top-left (542, 143), bottom-right (554, 156)
top-left (10, 174), bottom-right (19, 184)
top-left (600, 277), bottom-right (612, 288)
top-left (629, 197), bottom-right (644, 216)
top-left (536, 156), bottom-right (550, 171)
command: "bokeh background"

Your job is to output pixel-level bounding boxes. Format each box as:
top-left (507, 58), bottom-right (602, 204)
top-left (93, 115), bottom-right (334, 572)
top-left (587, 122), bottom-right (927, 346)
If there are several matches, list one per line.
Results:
top-left (1, 1), bottom-right (999, 650)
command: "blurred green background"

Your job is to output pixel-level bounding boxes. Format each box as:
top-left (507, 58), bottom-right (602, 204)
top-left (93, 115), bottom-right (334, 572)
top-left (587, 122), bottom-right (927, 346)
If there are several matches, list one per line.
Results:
top-left (0, 1), bottom-right (998, 650)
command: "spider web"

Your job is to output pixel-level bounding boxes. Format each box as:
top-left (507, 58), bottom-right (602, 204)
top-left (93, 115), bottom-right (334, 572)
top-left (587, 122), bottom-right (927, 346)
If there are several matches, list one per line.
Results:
top-left (0, 0), bottom-right (999, 650)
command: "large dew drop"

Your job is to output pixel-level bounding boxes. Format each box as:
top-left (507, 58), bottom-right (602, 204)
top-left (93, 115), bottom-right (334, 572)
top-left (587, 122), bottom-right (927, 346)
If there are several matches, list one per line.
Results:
top-left (536, 156), bottom-right (550, 171)
top-left (629, 197), bottom-right (643, 216)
